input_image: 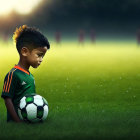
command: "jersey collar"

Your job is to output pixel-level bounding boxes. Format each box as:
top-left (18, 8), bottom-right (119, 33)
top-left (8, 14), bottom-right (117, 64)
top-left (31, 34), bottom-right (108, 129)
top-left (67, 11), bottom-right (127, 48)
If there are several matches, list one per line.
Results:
top-left (14, 65), bottom-right (30, 75)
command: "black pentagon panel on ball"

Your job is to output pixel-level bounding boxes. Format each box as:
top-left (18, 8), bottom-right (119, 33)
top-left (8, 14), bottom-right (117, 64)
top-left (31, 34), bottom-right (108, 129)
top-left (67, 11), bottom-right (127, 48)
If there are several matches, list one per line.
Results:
top-left (26, 96), bottom-right (34, 104)
top-left (21, 108), bottom-right (27, 119)
top-left (37, 106), bottom-right (44, 119)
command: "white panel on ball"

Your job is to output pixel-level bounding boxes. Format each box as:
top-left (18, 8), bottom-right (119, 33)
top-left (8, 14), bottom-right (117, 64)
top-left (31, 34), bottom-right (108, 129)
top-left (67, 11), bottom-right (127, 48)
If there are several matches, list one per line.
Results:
top-left (34, 98), bottom-right (44, 106)
top-left (19, 96), bottom-right (26, 109)
top-left (34, 95), bottom-right (42, 100)
top-left (26, 104), bottom-right (37, 120)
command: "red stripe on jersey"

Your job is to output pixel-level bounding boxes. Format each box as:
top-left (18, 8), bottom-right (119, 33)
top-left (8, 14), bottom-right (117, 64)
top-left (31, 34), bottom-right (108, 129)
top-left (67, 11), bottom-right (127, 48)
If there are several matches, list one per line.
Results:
top-left (7, 71), bottom-right (14, 93)
top-left (5, 72), bottom-right (10, 92)
top-left (3, 81), bottom-right (7, 92)
top-left (14, 65), bottom-right (29, 75)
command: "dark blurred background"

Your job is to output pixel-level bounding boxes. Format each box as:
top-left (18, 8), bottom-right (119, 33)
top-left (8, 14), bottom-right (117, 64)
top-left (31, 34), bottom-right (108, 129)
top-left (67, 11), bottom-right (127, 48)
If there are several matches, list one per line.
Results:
top-left (0, 0), bottom-right (140, 40)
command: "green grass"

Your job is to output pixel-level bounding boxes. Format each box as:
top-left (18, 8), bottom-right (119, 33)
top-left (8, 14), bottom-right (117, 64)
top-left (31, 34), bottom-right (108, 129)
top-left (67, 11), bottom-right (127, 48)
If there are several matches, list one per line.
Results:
top-left (0, 40), bottom-right (140, 140)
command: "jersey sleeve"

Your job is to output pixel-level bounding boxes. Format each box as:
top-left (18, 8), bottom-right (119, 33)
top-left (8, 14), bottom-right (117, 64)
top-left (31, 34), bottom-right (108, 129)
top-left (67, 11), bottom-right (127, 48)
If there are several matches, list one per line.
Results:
top-left (1, 71), bottom-right (17, 99)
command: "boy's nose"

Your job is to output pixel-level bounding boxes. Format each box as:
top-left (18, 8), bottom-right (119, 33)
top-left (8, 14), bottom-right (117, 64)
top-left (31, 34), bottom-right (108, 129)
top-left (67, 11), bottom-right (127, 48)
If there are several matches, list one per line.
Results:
top-left (40, 57), bottom-right (43, 62)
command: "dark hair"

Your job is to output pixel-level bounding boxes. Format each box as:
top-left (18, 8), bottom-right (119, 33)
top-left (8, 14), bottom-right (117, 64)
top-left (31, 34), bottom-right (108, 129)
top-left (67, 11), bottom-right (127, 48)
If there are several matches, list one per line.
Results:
top-left (13, 25), bottom-right (50, 53)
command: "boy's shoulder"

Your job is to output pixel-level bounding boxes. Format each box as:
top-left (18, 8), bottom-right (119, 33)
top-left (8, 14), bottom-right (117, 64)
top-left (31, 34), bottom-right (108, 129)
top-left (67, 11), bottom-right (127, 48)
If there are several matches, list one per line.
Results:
top-left (5, 67), bottom-right (30, 79)
top-left (4, 66), bottom-right (34, 83)
top-left (2, 68), bottom-right (19, 95)
top-left (4, 67), bottom-right (18, 82)
top-left (5, 67), bottom-right (19, 76)
top-left (5, 67), bottom-right (17, 77)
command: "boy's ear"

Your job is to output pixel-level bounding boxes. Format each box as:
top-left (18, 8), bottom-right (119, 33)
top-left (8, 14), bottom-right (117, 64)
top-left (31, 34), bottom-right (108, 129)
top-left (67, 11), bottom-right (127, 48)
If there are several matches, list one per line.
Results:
top-left (21, 47), bottom-right (29, 56)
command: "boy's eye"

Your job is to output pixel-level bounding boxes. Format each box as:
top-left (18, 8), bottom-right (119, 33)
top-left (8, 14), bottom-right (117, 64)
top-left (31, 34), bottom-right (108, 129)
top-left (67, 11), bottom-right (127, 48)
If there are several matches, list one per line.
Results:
top-left (37, 54), bottom-right (42, 56)
top-left (38, 54), bottom-right (41, 57)
top-left (37, 53), bottom-right (44, 57)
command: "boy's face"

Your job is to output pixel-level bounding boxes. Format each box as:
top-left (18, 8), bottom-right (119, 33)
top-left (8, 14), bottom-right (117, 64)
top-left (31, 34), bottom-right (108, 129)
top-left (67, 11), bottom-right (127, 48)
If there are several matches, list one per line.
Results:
top-left (26, 47), bottom-right (47, 68)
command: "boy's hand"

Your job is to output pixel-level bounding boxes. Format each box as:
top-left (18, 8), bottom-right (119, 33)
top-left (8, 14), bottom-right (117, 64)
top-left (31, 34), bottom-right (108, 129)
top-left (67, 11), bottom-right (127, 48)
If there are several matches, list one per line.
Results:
top-left (4, 97), bottom-right (21, 123)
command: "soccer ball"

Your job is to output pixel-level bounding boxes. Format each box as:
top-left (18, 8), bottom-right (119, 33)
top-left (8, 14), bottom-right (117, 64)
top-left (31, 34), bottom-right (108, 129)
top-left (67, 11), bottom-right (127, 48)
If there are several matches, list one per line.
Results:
top-left (18, 94), bottom-right (49, 123)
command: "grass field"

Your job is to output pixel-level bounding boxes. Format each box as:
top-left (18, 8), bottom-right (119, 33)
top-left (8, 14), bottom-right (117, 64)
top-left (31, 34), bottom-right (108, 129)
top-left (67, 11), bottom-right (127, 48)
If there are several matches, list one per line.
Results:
top-left (0, 40), bottom-right (140, 140)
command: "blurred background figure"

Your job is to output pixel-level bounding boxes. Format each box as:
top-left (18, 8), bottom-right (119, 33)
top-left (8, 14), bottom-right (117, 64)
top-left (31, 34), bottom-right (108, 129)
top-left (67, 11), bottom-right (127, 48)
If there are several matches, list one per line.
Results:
top-left (55, 31), bottom-right (61, 46)
top-left (78, 30), bottom-right (85, 46)
top-left (0, 30), bottom-right (10, 46)
top-left (90, 29), bottom-right (96, 43)
top-left (136, 29), bottom-right (140, 46)
top-left (3, 31), bottom-right (9, 41)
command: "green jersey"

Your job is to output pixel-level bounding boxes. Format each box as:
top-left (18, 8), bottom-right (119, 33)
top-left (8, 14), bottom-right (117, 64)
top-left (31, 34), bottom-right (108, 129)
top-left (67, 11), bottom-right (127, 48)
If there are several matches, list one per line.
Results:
top-left (1, 65), bottom-right (36, 122)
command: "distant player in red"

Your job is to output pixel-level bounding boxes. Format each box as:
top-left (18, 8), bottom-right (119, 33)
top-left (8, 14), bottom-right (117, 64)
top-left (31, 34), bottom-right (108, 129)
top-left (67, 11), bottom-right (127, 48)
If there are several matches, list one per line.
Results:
top-left (78, 30), bottom-right (85, 46)
top-left (2, 31), bottom-right (9, 41)
top-left (90, 29), bottom-right (96, 43)
top-left (137, 29), bottom-right (140, 45)
top-left (55, 31), bottom-right (61, 45)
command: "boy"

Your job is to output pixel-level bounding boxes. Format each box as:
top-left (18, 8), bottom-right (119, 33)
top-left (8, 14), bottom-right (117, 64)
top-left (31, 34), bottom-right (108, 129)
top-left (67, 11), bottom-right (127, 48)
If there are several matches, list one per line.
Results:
top-left (1, 25), bottom-right (50, 122)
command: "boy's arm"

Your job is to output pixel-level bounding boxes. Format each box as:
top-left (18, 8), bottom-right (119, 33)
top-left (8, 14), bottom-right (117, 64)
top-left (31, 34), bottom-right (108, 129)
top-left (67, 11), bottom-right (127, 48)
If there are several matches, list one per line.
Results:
top-left (4, 97), bottom-right (21, 123)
